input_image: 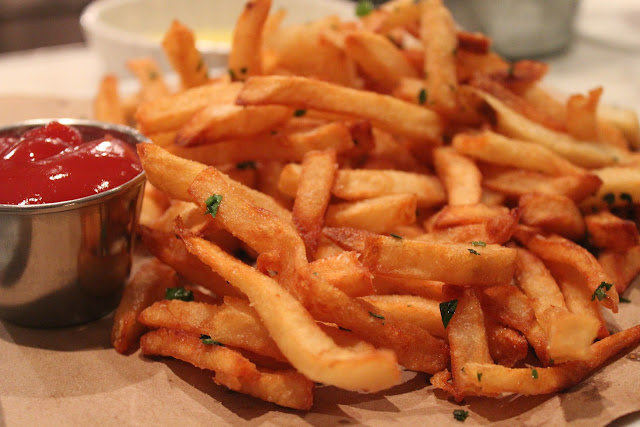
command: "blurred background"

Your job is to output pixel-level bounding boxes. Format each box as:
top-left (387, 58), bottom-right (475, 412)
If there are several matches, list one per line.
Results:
top-left (0, 0), bottom-right (91, 52)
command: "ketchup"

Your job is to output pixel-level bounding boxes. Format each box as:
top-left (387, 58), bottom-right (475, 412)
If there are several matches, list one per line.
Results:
top-left (0, 121), bottom-right (142, 205)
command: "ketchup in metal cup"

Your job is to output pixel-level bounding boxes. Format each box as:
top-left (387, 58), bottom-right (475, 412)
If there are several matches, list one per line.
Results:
top-left (0, 121), bottom-right (142, 205)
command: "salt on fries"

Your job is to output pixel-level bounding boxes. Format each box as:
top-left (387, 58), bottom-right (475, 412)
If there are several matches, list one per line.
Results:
top-left (98, 0), bottom-right (640, 412)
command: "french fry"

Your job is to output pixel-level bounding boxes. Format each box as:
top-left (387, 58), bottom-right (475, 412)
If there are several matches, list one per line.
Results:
top-left (279, 164), bottom-right (446, 208)
top-left (162, 20), bottom-right (209, 88)
top-left (566, 87), bottom-right (602, 142)
top-left (518, 193), bottom-right (586, 241)
top-left (326, 193), bottom-right (417, 234)
top-left (446, 287), bottom-right (493, 400)
top-left (585, 211), bottom-right (639, 251)
top-left (111, 258), bottom-right (177, 354)
top-left (482, 311), bottom-right (528, 368)
top-left (292, 150), bottom-right (337, 258)
top-left (420, 0), bottom-right (458, 113)
top-left (452, 130), bottom-right (586, 176)
top-left (361, 294), bottom-right (446, 338)
top-left (433, 147), bottom-right (482, 205)
top-left (126, 57), bottom-right (171, 103)
top-left (362, 234), bottom-right (517, 286)
top-left (139, 299), bottom-right (285, 362)
top-left (236, 75), bottom-right (443, 141)
top-left (93, 74), bottom-right (126, 125)
top-left (580, 166), bottom-right (640, 210)
top-left (599, 246), bottom-right (640, 294)
top-left (228, 0), bottom-right (271, 81)
top-left (140, 328), bottom-right (314, 410)
top-left (176, 104), bottom-right (293, 146)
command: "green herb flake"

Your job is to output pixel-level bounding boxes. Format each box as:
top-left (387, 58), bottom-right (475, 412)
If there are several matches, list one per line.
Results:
top-left (338, 326), bottom-right (352, 332)
top-left (418, 88), bottom-right (427, 105)
top-left (439, 299), bottom-right (458, 328)
top-left (592, 281), bottom-right (613, 301)
top-left (369, 311), bottom-right (385, 320)
top-left (240, 67), bottom-right (248, 74)
top-left (204, 194), bottom-right (223, 218)
top-left (236, 161), bottom-right (256, 170)
top-left (200, 335), bottom-right (225, 346)
top-left (148, 70), bottom-right (158, 81)
top-left (390, 233), bottom-right (403, 240)
top-left (471, 241), bottom-right (486, 247)
top-left (507, 63), bottom-right (515, 77)
top-left (293, 109), bottom-right (307, 117)
top-left (228, 68), bottom-right (237, 81)
top-left (165, 287), bottom-right (194, 301)
top-left (602, 192), bottom-right (616, 205)
top-left (477, 372), bottom-right (483, 382)
top-left (621, 192), bottom-right (633, 204)
top-left (549, 358), bottom-right (554, 366)
top-left (532, 368), bottom-right (538, 379)
top-left (355, 0), bottom-right (375, 17)
top-left (468, 248), bottom-right (481, 255)
top-left (620, 296), bottom-right (632, 303)
top-left (453, 409), bottom-right (469, 422)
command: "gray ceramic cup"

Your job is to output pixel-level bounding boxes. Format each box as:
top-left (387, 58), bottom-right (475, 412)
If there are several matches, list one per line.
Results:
top-left (0, 118), bottom-right (148, 328)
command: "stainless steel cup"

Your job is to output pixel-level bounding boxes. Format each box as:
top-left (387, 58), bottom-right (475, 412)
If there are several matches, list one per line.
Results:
top-left (0, 118), bottom-right (148, 328)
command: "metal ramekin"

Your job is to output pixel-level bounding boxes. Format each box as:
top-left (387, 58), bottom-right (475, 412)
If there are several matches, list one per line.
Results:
top-left (0, 118), bottom-right (148, 328)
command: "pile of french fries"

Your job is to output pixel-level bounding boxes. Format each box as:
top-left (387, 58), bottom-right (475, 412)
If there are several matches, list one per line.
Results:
top-left (100, 0), bottom-right (640, 411)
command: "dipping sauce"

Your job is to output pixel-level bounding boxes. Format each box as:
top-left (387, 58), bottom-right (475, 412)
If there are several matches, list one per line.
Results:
top-left (0, 121), bottom-right (142, 205)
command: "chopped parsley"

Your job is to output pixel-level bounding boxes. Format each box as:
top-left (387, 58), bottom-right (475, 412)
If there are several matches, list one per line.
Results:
top-left (477, 372), bottom-right (483, 382)
top-left (532, 368), bottom-right (538, 379)
top-left (338, 326), bottom-right (352, 332)
top-left (148, 70), bottom-right (158, 80)
top-left (165, 287), bottom-right (194, 301)
top-left (369, 311), bottom-right (385, 320)
top-left (592, 281), bottom-right (613, 301)
top-left (355, 0), bottom-right (374, 17)
top-left (390, 233), bottom-right (403, 240)
top-left (468, 248), bottom-right (481, 255)
top-left (507, 63), bottom-right (515, 77)
top-left (418, 88), bottom-right (427, 105)
top-left (240, 67), bottom-right (248, 74)
top-left (236, 161), bottom-right (256, 170)
top-left (293, 109), bottom-right (307, 117)
top-left (439, 299), bottom-right (458, 328)
top-left (453, 409), bottom-right (469, 422)
top-left (620, 296), bottom-right (631, 303)
top-left (602, 192), bottom-right (615, 205)
top-left (204, 194), bottom-right (223, 218)
top-left (200, 335), bottom-right (225, 346)
top-left (621, 192), bottom-right (633, 204)
top-left (228, 68), bottom-right (237, 81)
top-left (471, 241), bottom-right (486, 247)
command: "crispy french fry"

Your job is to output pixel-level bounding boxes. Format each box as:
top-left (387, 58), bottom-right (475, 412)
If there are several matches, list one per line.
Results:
top-left (111, 258), bottom-right (177, 354)
top-left (309, 251), bottom-right (374, 297)
top-left (93, 75), bottom-right (126, 125)
top-left (126, 57), bottom-right (171, 103)
top-left (293, 150), bottom-right (337, 257)
top-left (585, 211), bottom-right (639, 251)
top-left (140, 328), bottom-right (313, 410)
top-left (228, 0), bottom-right (271, 80)
top-left (237, 75), bottom-right (442, 141)
top-left (326, 193), bottom-right (417, 234)
top-left (566, 87), bottom-right (602, 141)
top-left (599, 246), bottom-right (640, 294)
top-left (361, 294), bottom-right (446, 338)
top-left (433, 147), bottom-right (482, 205)
top-left (518, 193), bottom-right (586, 241)
top-left (362, 234), bottom-right (517, 286)
top-left (162, 20), bottom-right (209, 88)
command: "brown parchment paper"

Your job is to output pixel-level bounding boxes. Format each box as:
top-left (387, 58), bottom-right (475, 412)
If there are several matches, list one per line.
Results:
top-left (0, 96), bottom-right (639, 426)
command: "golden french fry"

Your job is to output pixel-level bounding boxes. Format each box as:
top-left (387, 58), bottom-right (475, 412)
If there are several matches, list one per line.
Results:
top-left (140, 328), bottom-right (314, 410)
top-left (599, 245), bottom-right (640, 294)
top-left (228, 0), bottom-right (271, 80)
top-left (362, 234), bottom-right (517, 286)
top-left (420, 0), bottom-right (458, 114)
top-left (309, 251), bottom-right (374, 297)
top-left (433, 147), bottom-right (482, 205)
top-left (361, 294), bottom-right (446, 338)
top-left (326, 193), bottom-right (417, 234)
top-left (111, 258), bottom-right (177, 354)
top-left (566, 87), bottom-right (602, 141)
top-left (126, 57), bottom-right (171, 103)
top-left (139, 298), bottom-right (285, 361)
top-left (293, 150), bottom-right (337, 258)
top-left (162, 20), bottom-right (209, 88)
top-left (236, 75), bottom-right (442, 141)
top-left (518, 193), bottom-right (585, 241)
top-left (93, 74), bottom-right (126, 125)
top-left (279, 164), bottom-right (446, 208)
top-left (580, 166), bottom-right (640, 210)
top-left (585, 211), bottom-right (639, 251)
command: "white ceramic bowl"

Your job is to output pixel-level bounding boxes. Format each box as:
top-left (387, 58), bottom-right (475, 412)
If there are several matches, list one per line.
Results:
top-left (80, 0), bottom-right (355, 77)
